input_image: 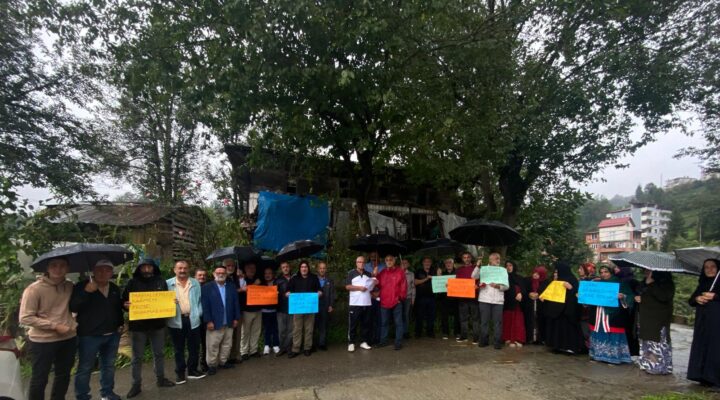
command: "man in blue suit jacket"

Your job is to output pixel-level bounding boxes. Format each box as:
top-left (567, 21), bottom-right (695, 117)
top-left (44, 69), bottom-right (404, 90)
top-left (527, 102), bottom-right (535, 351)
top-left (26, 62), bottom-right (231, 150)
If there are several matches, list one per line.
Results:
top-left (201, 266), bottom-right (240, 375)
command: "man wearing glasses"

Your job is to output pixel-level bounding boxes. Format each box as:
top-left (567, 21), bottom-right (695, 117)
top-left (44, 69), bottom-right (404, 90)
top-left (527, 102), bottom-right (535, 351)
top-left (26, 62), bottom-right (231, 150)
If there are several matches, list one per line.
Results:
top-left (375, 255), bottom-right (408, 350)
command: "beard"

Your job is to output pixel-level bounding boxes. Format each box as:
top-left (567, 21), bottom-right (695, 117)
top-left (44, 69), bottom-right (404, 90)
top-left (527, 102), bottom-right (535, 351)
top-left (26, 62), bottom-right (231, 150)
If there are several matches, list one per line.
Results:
top-left (215, 276), bottom-right (226, 283)
top-left (141, 272), bottom-right (154, 279)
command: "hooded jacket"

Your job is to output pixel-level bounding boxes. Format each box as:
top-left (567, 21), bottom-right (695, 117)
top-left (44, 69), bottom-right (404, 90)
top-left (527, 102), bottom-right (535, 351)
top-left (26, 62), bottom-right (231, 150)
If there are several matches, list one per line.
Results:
top-left (122, 259), bottom-right (169, 332)
top-left (19, 276), bottom-right (77, 343)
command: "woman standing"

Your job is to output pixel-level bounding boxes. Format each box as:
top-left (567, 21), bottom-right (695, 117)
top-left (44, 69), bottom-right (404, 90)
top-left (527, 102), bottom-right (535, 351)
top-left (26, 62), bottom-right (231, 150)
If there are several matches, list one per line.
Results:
top-left (635, 270), bottom-right (674, 374)
top-left (542, 261), bottom-right (586, 354)
top-left (260, 266), bottom-right (280, 355)
top-left (502, 261), bottom-right (526, 347)
top-left (587, 265), bottom-right (633, 365)
top-left (687, 258), bottom-right (720, 388)
top-left (523, 266), bottom-right (547, 345)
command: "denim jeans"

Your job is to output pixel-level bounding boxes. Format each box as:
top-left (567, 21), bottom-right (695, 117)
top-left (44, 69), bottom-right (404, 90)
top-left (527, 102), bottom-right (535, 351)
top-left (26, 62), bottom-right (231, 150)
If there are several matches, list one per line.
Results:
top-left (131, 328), bottom-right (165, 385)
top-left (29, 337), bottom-right (77, 400)
top-left (168, 316), bottom-right (200, 375)
top-left (380, 304), bottom-right (404, 347)
top-left (75, 333), bottom-right (120, 400)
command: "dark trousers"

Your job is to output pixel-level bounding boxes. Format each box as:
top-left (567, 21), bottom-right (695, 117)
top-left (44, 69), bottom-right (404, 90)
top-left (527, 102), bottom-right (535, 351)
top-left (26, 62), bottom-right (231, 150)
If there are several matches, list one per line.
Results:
top-left (401, 299), bottom-right (412, 336)
top-left (414, 296), bottom-right (436, 337)
top-left (380, 304), bottom-right (404, 347)
top-left (75, 333), bottom-right (120, 400)
top-left (348, 305), bottom-right (371, 344)
top-left (169, 316), bottom-right (200, 375)
top-left (28, 337), bottom-right (77, 400)
top-left (439, 297), bottom-right (460, 337)
top-left (369, 299), bottom-right (382, 344)
top-left (263, 312), bottom-right (279, 347)
top-left (315, 305), bottom-right (330, 347)
top-left (478, 302), bottom-right (503, 346)
top-left (198, 325), bottom-right (208, 370)
top-left (459, 299), bottom-right (480, 341)
top-left (131, 328), bottom-right (165, 386)
top-left (277, 312), bottom-right (293, 352)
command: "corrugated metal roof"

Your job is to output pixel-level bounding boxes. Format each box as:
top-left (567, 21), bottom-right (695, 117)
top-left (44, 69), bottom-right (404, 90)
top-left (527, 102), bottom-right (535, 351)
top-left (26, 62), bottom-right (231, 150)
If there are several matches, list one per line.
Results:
top-left (50, 204), bottom-right (175, 227)
top-left (598, 217), bottom-right (634, 229)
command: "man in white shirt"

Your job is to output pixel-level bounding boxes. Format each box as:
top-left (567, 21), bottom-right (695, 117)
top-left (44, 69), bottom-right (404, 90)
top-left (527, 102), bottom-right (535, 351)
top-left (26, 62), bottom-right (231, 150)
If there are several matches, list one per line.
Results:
top-left (345, 256), bottom-right (376, 352)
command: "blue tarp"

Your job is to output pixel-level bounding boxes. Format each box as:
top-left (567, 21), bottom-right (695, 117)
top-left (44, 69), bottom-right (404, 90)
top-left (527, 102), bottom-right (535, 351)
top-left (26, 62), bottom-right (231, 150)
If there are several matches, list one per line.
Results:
top-left (253, 191), bottom-right (330, 252)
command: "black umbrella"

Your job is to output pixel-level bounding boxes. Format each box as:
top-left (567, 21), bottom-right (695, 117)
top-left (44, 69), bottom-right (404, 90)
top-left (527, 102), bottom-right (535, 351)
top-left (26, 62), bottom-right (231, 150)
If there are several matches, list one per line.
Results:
top-left (449, 220), bottom-right (520, 247)
top-left (276, 240), bottom-right (324, 262)
top-left (415, 238), bottom-right (466, 259)
top-left (349, 234), bottom-right (407, 256)
top-left (30, 243), bottom-right (134, 273)
top-left (205, 246), bottom-right (261, 264)
top-left (674, 247), bottom-right (720, 275)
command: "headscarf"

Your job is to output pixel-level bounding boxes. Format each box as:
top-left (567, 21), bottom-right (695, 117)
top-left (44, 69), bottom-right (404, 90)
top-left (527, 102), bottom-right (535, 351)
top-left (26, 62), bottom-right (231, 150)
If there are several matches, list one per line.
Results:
top-left (696, 258), bottom-right (720, 294)
top-left (554, 260), bottom-right (578, 289)
top-left (531, 265), bottom-right (547, 293)
top-left (615, 266), bottom-right (635, 283)
top-left (598, 265), bottom-right (635, 311)
top-left (505, 260), bottom-right (523, 287)
top-left (504, 260), bottom-right (524, 306)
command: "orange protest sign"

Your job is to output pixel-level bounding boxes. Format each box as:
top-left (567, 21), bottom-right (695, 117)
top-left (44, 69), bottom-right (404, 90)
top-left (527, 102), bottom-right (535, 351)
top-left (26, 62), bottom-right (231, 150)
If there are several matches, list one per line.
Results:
top-left (247, 285), bottom-right (278, 306)
top-left (447, 278), bottom-right (476, 299)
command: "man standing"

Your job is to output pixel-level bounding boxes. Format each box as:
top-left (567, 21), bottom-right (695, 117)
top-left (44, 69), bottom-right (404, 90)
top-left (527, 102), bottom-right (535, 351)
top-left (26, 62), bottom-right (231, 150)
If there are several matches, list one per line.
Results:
top-left (346, 256), bottom-right (374, 352)
top-left (20, 257), bottom-right (77, 400)
top-left (201, 266), bottom-right (240, 375)
top-left (222, 258), bottom-right (242, 364)
top-left (274, 261), bottom-right (293, 357)
top-left (123, 258), bottom-right (175, 398)
top-left (315, 261), bottom-right (336, 351)
top-left (286, 260), bottom-right (321, 358)
top-left (400, 259), bottom-right (416, 340)
top-left (437, 257), bottom-right (460, 340)
top-left (456, 252), bottom-right (480, 344)
top-left (167, 260), bottom-right (206, 384)
top-left (364, 251), bottom-right (385, 345)
top-left (194, 268), bottom-right (209, 372)
top-left (376, 255), bottom-right (407, 350)
top-left (472, 252), bottom-right (508, 349)
top-left (414, 257), bottom-right (436, 338)
top-left (239, 262), bottom-right (262, 360)
top-left (70, 259), bottom-right (124, 400)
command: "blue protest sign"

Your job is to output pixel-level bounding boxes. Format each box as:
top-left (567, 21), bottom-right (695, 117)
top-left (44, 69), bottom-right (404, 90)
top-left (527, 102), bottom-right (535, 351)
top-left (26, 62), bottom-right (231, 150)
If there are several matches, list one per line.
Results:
top-left (288, 292), bottom-right (319, 314)
top-left (578, 281), bottom-right (620, 307)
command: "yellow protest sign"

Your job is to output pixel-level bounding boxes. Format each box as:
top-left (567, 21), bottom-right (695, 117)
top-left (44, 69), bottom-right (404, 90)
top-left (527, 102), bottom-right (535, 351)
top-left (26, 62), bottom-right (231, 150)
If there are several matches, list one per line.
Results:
top-left (129, 291), bottom-right (176, 321)
top-left (539, 281), bottom-right (567, 303)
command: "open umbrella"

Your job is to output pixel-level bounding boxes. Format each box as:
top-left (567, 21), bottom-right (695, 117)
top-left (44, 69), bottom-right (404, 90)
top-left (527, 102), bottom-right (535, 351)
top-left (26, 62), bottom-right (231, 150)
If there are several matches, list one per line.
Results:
top-left (255, 255), bottom-right (280, 271)
top-left (205, 246), bottom-right (261, 264)
top-left (415, 238), bottom-right (466, 259)
top-left (449, 220), bottom-right (521, 247)
top-left (276, 240), bottom-right (324, 262)
top-left (30, 243), bottom-right (134, 273)
top-left (674, 247), bottom-right (720, 275)
top-left (349, 234), bottom-right (407, 256)
top-left (608, 251), bottom-right (696, 275)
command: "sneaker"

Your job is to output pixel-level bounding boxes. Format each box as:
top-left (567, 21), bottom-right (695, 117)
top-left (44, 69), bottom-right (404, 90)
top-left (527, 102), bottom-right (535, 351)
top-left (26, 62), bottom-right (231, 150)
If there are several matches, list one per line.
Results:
top-left (455, 336), bottom-right (461, 341)
top-left (175, 373), bottom-right (187, 385)
top-left (348, 343), bottom-right (356, 352)
top-left (471, 341), bottom-right (479, 345)
top-left (375, 342), bottom-right (389, 348)
top-left (188, 370), bottom-right (206, 380)
top-left (515, 342), bottom-right (523, 348)
top-left (272, 346), bottom-right (280, 354)
top-left (288, 351), bottom-right (299, 359)
top-left (360, 342), bottom-right (372, 350)
top-left (456, 337), bottom-right (467, 343)
top-left (220, 363), bottom-right (235, 369)
top-left (157, 377), bottom-right (175, 388)
top-left (263, 345), bottom-right (270, 355)
top-left (126, 385), bottom-right (141, 398)
top-left (207, 367), bottom-right (217, 376)
top-left (509, 343), bottom-right (516, 348)
top-left (275, 349), bottom-right (287, 357)
top-left (442, 336), bottom-right (449, 340)
top-left (101, 392), bottom-right (122, 400)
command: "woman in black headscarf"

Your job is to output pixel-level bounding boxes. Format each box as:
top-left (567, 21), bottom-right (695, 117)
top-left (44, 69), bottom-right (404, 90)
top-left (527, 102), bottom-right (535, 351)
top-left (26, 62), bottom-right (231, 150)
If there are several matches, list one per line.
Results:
top-left (541, 261), bottom-right (586, 354)
top-left (615, 265), bottom-right (640, 356)
top-left (687, 258), bottom-right (720, 388)
top-left (635, 269), bottom-right (675, 375)
top-left (502, 260), bottom-right (526, 347)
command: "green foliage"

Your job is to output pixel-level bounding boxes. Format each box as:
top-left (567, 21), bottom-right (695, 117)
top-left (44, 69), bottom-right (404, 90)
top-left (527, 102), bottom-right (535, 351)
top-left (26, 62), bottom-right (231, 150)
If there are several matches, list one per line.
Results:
top-left (641, 392), bottom-right (714, 400)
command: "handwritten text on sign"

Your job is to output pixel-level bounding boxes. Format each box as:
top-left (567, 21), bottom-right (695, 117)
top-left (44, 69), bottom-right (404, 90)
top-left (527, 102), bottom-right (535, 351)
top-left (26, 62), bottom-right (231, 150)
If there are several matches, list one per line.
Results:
top-left (539, 281), bottom-right (566, 303)
top-left (447, 278), bottom-right (476, 298)
top-left (288, 292), bottom-right (319, 314)
top-left (247, 285), bottom-right (279, 306)
top-left (129, 291), bottom-right (176, 321)
top-left (578, 281), bottom-right (620, 307)
top-left (479, 266), bottom-right (509, 287)
top-left (432, 275), bottom-right (456, 293)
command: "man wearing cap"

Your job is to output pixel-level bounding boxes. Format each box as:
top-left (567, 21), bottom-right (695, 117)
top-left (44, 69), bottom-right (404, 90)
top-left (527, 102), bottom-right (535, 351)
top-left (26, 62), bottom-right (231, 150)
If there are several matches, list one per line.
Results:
top-left (122, 258), bottom-right (175, 398)
top-left (167, 260), bottom-right (206, 384)
top-left (201, 265), bottom-right (240, 375)
top-left (70, 259), bottom-right (124, 400)
top-left (20, 256), bottom-right (77, 400)
top-left (194, 268), bottom-right (209, 372)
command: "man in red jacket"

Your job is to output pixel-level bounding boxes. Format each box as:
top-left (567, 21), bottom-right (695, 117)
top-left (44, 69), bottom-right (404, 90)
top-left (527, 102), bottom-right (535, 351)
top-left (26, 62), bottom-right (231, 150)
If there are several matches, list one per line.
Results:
top-left (376, 255), bottom-right (408, 350)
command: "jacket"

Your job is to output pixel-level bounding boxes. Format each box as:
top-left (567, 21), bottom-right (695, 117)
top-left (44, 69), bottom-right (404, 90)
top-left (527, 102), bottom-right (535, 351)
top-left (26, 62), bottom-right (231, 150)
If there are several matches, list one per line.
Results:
top-left (166, 277), bottom-right (203, 329)
top-left (318, 275), bottom-right (336, 312)
top-left (275, 274), bottom-right (292, 313)
top-left (122, 259), bottom-right (169, 332)
top-left (376, 266), bottom-right (408, 309)
top-left (201, 281), bottom-right (240, 329)
top-left (287, 273), bottom-right (320, 293)
top-left (70, 280), bottom-right (124, 336)
top-left (471, 266), bottom-right (508, 305)
top-left (19, 276), bottom-right (77, 343)
top-left (638, 278), bottom-right (674, 342)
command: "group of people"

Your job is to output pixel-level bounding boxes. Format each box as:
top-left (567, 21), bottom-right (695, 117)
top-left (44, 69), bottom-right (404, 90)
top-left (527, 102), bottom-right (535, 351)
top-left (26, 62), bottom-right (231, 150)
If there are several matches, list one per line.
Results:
top-left (17, 249), bottom-right (720, 400)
